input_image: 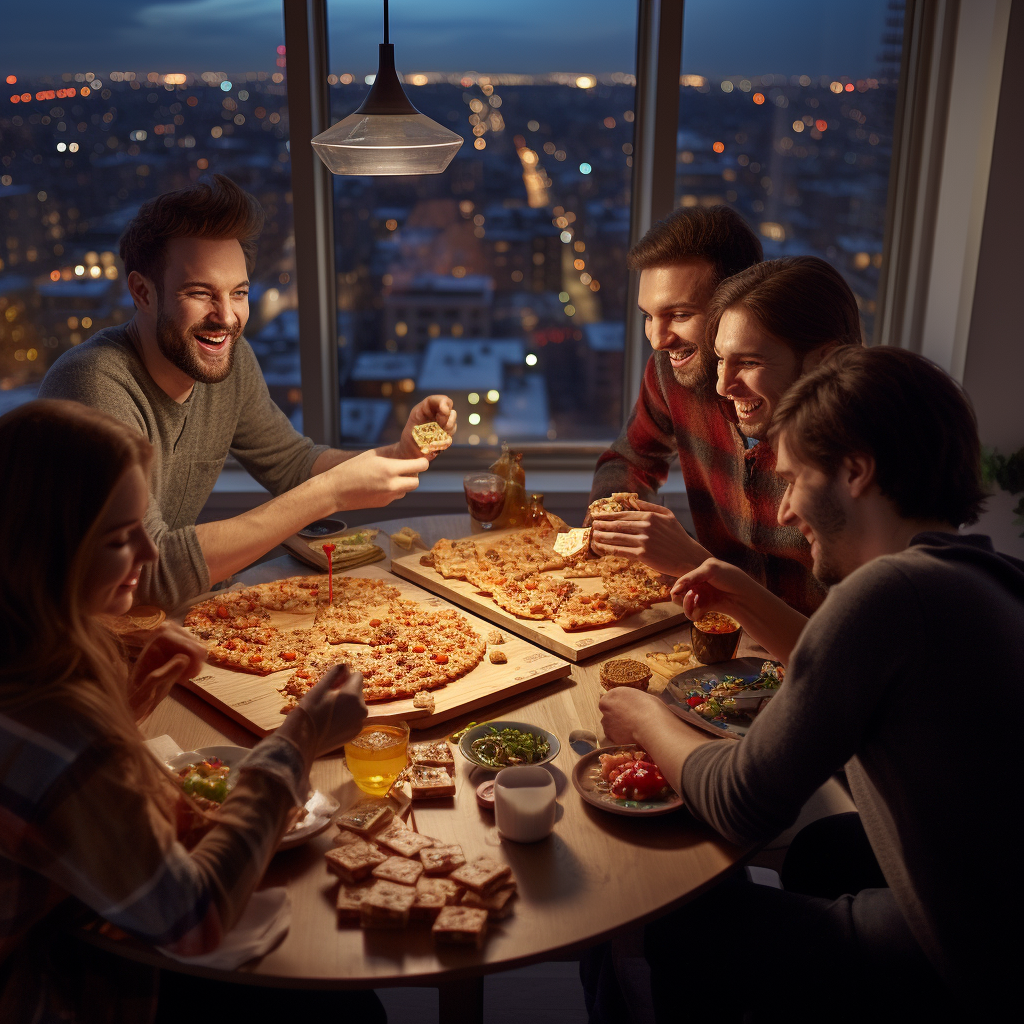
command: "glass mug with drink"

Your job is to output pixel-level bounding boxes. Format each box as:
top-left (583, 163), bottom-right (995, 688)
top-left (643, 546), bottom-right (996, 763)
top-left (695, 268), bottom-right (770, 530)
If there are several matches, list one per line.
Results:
top-left (344, 721), bottom-right (410, 796)
top-left (463, 472), bottom-right (507, 530)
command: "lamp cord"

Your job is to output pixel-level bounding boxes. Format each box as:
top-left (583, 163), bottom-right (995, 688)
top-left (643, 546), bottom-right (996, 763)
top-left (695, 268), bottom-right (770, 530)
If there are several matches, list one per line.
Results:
top-left (383, 0), bottom-right (389, 44)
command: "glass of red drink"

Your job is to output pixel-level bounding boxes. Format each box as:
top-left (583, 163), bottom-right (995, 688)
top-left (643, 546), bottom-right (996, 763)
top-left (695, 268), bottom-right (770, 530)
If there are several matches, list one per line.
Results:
top-left (463, 472), bottom-right (507, 530)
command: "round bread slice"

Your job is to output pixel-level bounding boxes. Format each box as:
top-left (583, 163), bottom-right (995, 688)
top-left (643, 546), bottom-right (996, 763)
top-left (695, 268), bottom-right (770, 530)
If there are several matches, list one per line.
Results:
top-left (599, 657), bottom-right (652, 691)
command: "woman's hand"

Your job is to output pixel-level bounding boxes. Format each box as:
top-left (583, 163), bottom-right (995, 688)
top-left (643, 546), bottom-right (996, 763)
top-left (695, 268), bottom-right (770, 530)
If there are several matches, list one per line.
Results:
top-left (129, 623), bottom-right (207, 721)
top-left (279, 664), bottom-right (368, 758)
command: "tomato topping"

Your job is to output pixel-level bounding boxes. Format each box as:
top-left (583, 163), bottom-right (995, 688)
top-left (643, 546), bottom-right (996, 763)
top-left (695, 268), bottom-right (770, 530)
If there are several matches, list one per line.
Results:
top-left (610, 762), bottom-right (668, 801)
top-left (434, 654), bottom-right (449, 664)
top-left (282, 651), bottom-right (297, 661)
top-left (412, 645), bottom-right (426, 653)
top-left (250, 654), bottom-right (263, 663)
top-left (369, 618), bottom-right (382, 627)
top-left (224, 639), bottom-right (237, 650)
top-left (216, 606), bottom-right (230, 619)
top-left (524, 580), bottom-right (538, 590)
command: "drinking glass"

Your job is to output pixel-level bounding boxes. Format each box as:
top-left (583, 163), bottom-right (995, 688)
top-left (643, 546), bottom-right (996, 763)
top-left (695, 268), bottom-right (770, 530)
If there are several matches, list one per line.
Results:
top-left (344, 721), bottom-right (410, 796)
top-left (463, 472), bottom-right (507, 530)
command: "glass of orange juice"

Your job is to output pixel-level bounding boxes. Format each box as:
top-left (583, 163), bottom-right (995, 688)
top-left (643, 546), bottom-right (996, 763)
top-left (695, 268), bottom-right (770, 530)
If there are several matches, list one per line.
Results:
top-left (344, 721), bottom-right (410, 797)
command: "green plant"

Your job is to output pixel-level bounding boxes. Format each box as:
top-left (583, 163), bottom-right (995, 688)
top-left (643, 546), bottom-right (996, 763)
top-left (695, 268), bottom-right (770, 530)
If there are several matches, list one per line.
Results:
top-left (981, 446), bottom-right (1024, 538)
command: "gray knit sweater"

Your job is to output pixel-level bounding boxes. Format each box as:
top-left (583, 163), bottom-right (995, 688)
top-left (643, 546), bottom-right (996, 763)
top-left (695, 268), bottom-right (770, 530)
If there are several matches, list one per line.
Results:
top-left (39, 324), bottom-right (328, 609)
top-left (681, 532), bottom-right (1024, 995)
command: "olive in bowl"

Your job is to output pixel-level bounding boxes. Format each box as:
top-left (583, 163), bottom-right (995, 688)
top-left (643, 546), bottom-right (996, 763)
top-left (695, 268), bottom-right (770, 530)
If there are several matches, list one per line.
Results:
top-left (690, 612), bottom-right (742, 664)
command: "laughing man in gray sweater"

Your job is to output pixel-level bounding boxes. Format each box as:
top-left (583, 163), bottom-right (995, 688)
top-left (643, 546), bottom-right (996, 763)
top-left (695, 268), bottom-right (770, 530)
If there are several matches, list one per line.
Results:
top-left (41, 176), bottom-right (454, 609)
top-left (600, 347), bottom-right (1021, 1019)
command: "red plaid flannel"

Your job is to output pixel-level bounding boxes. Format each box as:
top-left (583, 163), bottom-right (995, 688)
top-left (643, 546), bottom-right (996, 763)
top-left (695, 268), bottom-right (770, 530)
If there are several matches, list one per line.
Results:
top-left (591, 351), bottom-right (827, 616)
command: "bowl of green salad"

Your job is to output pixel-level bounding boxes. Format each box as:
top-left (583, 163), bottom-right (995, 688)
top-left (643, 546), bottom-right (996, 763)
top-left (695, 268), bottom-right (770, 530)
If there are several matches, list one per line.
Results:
top-left (457, 721), bottom-right (560, 772)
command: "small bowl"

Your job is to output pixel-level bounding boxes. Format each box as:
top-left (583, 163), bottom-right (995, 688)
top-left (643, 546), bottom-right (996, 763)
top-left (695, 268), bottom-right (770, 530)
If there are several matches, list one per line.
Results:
top-left (298, 517), bottom-right (348, 539)
top-left (690, 612), bottom-right (742, 664)
top-left (458, 721), bottom-right (560, 772)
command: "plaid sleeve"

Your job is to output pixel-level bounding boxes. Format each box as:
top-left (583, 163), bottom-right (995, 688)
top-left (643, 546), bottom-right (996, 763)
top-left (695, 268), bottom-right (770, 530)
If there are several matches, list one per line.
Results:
top-left (0, 715), bottom-right (301, 957)
top-left (591, 353), bottom-right (680, 501)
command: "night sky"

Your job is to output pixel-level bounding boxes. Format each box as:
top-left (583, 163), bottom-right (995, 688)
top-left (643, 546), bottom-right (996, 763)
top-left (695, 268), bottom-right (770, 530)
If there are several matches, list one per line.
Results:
top-left (1, 0), bottom-right (894, 79)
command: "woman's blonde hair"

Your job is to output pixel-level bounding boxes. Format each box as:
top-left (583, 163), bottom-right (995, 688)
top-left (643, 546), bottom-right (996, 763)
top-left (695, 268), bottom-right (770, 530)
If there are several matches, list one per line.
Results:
top-left (0, 400), bottom-right (177, 816)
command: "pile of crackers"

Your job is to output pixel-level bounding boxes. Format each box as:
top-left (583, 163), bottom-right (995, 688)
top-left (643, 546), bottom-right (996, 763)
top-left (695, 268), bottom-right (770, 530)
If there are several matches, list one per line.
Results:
top-left (325, 802), bottom-right (515, 948)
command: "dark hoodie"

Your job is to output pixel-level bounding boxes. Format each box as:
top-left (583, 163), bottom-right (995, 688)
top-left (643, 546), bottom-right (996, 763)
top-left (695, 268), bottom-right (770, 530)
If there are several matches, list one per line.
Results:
top-left (682, 532), bottom-right (1024, 998)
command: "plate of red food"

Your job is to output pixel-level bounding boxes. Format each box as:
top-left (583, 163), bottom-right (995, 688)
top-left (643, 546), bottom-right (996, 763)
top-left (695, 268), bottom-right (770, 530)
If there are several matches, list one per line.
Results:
top-left (572, 744), bottom-right (682, 816)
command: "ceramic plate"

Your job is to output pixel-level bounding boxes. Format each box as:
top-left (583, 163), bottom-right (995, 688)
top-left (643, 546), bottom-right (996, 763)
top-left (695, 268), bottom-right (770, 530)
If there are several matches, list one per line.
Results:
top-left (572, 744), bottom-right (683, 817)
top-left (165, 745), bottom-right (338, 848)
top-left (457, 721), bottom-right (559, 772)
top-left (659, 658), bottom-right (781, 738)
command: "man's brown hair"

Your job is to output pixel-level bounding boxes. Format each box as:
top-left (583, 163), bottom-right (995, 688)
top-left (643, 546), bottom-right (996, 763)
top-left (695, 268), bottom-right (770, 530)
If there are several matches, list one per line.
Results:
top-left (119, 174), bottom-right (264, 289)
top-left (770, 346), bottom-right (987, 527)
top-left (705, 256), bottom-right (862, 362)
top-left (627, 205), bottom-right (763, 285)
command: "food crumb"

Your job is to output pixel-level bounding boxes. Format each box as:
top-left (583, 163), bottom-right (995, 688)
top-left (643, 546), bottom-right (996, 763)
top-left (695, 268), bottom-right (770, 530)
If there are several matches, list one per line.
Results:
top-left (487, 630), bottom-right (505, 644)
top-left (488, 650), bottom-right (508, 664)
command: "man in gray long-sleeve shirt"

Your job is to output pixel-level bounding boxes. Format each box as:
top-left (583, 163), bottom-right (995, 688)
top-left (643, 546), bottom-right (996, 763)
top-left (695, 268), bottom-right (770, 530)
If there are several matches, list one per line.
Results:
top-left (40, 176), bottom-right (454, 609)
top-left (600, 347), bottom-right (1019, 1018)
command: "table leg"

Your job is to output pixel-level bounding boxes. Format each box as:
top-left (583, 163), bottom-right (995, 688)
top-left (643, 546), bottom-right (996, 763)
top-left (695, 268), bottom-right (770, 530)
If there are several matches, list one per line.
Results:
top-left (437, 975), bottom-right (484, 1024)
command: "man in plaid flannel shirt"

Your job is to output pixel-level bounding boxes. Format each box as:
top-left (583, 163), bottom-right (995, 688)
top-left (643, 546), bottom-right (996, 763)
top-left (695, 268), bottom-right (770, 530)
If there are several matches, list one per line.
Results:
top-left (589, 207), bottom-right (831, 616)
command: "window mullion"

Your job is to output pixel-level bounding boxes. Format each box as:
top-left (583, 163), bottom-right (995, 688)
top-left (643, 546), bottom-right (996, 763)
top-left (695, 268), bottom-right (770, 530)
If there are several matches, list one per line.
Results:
top-left (623, 0), bottom-right (684, 421)
top-left (283, 0), bottom-right (340, 447)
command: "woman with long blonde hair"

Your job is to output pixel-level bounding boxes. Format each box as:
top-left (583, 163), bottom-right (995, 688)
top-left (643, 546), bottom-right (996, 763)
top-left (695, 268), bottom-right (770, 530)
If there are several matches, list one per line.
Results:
top-left (0, 400), bottom-right (376, 1022)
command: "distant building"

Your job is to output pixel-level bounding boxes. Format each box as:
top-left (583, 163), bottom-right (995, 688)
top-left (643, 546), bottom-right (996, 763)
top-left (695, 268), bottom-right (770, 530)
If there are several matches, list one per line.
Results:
top-left (383, 273), bottom-right (494, 350)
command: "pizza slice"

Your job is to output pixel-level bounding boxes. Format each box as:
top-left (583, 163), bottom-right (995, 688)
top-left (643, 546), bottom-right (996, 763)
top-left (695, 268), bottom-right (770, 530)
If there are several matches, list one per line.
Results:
top-left (491, 575), bottom-right (574, 620)
top-left (584, 491), bottom-right (640, 526)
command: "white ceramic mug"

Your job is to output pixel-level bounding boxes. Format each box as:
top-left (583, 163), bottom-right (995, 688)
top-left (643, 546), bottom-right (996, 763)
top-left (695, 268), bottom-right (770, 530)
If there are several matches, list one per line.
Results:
top-left (494, 765), bottom-right (556, 843)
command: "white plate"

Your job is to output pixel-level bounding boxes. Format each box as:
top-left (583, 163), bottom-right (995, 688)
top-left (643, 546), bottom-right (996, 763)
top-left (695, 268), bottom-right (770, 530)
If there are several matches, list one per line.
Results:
top-left (165, 745), bottom-right (338, 849)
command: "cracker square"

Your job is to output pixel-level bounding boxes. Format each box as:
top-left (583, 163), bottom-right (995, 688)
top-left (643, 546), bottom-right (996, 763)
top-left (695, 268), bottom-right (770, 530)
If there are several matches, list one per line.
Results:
top-left (411, 421), bottom-right (453, 454)
top-left (449, 856), bottom-right (511, 896)
top-left (416, 876), bottom-right (463, 905)
top-left (336, 879), bottom-right (376, 923)
top-left (409, 740), bottom-right (455, 770)
top-left (359, 880), bottom-right (416, 929)
top-left (372, 855), bottom-right (424, 886)
top-left (419, 843), bottom-right (466, 876)
top-left (324, 839), bottom-right (387, 883)
top-left (432, 905), bottom-right (488, 948)
top-left (375, 821), bottom-right (436, 858)
top-left (462, 884), bottom-right (517, 919)
top-left (410, 764), bottom-right (455, 800)
top-left (410, 888), bottom-right (447, 921)
top-left (336, 799), bottom-right (394, 837)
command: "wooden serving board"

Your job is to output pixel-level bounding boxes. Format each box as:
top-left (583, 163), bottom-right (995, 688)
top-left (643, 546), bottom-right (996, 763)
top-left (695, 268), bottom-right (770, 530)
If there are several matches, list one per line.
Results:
top-left (177, 564), bottom-right (571, 736)
top-left (390, 529), bottom-right (689, 662)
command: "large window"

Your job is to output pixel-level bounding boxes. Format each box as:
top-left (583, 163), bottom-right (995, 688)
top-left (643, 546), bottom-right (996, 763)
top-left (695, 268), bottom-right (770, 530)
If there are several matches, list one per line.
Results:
top-left (326, 0), bottom-right (637, 449)
top-left (0, 3), bottom-right (298, 420)
top-left (675, 0), bottom-right (905, 340)
top-left (2, 1), bottom-right (910, 445)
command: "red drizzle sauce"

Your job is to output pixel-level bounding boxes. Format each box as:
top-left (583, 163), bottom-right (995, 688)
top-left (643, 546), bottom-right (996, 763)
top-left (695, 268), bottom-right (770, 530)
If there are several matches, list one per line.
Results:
top-left (322, 543), bottom-right (336, 603)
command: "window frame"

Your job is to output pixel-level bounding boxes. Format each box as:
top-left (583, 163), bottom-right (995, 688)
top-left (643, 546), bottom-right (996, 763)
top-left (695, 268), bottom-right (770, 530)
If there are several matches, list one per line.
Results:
top-left (285, 0), bottom-right (967, 460)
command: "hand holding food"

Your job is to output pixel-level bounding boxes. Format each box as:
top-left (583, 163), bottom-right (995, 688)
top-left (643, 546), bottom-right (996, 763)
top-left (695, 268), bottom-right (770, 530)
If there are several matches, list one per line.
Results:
top-left (392, 395), bottom-right (456, 461)
top-left (128, 622), bottom-right (207, 720)
top-left (598, 685), bottom-right (659, 746)
top-left (590, 500), bottom-right (709, 577)
top-left (670, 556), bottom-right (757, 623)
top-left (279, 663), bottom-right (368, 758)
top-left (327, 448), bottom-right (430, 511)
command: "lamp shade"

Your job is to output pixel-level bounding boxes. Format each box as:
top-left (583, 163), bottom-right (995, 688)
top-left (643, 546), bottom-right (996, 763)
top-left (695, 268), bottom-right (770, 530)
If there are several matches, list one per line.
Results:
top-left (312, 44), bottom-right (463, 175)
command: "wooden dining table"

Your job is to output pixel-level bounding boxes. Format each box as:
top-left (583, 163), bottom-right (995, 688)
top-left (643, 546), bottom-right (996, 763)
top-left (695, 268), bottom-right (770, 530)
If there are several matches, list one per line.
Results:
top-left (98, 513), bottom-right (763, 1023)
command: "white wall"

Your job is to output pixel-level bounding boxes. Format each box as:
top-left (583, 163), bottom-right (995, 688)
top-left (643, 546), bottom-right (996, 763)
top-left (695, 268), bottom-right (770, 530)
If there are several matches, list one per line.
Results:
top-left (961, 0), bottom-right (1024, 558)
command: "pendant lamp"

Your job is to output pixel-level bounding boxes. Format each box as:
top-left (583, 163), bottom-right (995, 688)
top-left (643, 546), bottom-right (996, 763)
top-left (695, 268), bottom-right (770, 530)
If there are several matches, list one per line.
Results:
top-left (311, 0), bottom-right (464, 175)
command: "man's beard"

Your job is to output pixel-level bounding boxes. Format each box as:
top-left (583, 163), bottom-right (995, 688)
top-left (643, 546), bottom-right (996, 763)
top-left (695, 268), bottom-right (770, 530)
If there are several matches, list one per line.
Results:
top-left (669, 348), bottom-right (714, 391)
top-left (156, 305), bottom-right (239, 384)
top-left (807, 483), bottom-right (848, 586)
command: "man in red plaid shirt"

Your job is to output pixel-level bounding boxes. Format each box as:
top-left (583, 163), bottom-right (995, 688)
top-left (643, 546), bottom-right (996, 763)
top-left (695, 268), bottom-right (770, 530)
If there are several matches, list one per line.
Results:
top-left (590, 209), bottom-right (861, 615)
